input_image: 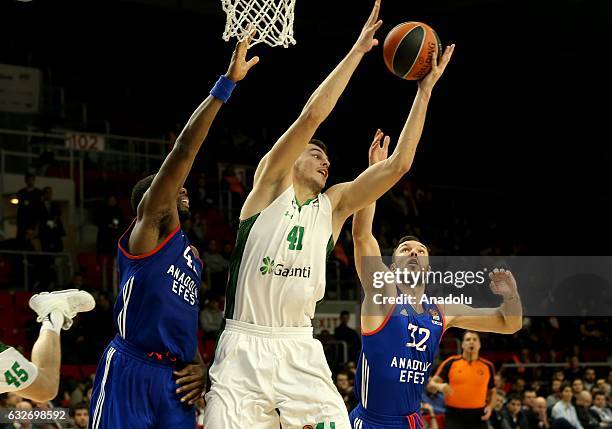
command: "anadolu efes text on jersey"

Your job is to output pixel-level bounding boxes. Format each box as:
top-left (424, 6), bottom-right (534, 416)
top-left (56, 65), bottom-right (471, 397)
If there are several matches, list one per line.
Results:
top-left (225, 186), bottom-right (334, 327)
top-left (116, 222), bottom-right (202, 363)
top-left (355, 298), bottom-right (445, 416)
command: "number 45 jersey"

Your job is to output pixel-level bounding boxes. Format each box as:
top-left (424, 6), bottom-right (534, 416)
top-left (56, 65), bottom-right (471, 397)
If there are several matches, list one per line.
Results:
top-left (355, 300), bottom-right (446, 417)
top-left (225, 186), bottom-right (334, 327)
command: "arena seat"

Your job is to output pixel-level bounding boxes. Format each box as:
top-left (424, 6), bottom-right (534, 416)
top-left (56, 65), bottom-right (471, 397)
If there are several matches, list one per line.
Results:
top-left (77, 253), bottom-right (103, 288)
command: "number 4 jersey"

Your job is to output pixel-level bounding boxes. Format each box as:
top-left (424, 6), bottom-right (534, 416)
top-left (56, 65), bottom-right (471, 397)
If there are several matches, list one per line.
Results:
top-left (225, 186), bottom-right (333, 327)
top-left (0, 342), bottom-right (38, 393)
top-left (354, 299), bottom-right (445, 417)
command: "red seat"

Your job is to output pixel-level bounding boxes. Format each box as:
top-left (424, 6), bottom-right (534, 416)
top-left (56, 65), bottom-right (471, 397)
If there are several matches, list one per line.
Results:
top-left (61, 365), bottom-right (82, 380)
top-left (80, 365), bottom-right (99, 380)
top-left (15, 291), bottom-right (33, 309)
top-left (77, 253), bottom-right (102, 288)
top-left (0, 292), bottom-right (14, 310)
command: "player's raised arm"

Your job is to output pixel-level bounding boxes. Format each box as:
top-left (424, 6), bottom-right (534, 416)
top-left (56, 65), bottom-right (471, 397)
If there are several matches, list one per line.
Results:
top-left (130, 36), bottom-right (258, 255)
top-left (245, 1), bottom-right (383, 206)
top-left (353, 130), bottom-right (390, 286)
top-left (444, 269), bottom-right (523, 334)
top-left (329, 44), bottom-right (454, 235)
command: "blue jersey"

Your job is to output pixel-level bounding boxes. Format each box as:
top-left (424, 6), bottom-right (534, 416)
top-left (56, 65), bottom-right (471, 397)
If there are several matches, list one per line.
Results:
top-left (354, 296), bottom-right (445, 417)
top-left (116, 222), bottom-right (202, 363)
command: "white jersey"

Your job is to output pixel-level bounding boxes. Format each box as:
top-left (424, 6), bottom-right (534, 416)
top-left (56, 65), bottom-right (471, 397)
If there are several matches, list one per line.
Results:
top-left (0, 343), bottom-right (38, 393)
top-left (226, 186), bottom-right (334, 327)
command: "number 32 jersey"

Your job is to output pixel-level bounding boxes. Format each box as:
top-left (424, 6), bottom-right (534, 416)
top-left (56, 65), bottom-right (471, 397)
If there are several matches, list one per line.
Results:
top-left (225, 186), bottom-right (334, 327)
top-left (355, 300), bottom-right (445, 416)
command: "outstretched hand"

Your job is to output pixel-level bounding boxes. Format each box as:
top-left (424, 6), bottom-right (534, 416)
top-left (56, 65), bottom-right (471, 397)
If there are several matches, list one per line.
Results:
top-left (368, 129), bottom-right (390, 166)
top-left (489, 268), bottom-right (518, 299)
top-left (226, 27), bottom-right (260, 82)
top-left (353, 0), bottom-right (384, 54)
top-left (418, 44), bottom-right (455, 94)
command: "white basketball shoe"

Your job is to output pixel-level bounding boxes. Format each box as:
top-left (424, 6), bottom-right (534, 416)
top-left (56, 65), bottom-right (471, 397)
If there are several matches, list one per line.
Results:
top-left (29, 289), bottom-right (96, 330)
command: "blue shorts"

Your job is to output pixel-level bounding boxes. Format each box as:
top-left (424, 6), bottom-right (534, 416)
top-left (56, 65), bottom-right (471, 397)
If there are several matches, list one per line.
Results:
top-left (350, 404), bottom-right (424, 429)
top-left (89, 336), bottom-right (195, 429)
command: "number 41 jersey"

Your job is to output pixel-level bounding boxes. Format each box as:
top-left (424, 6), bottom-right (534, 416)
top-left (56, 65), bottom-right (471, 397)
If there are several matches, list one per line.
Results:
top-left (355, 300), bottom-right (445, 416)
top-left (225, 186), bottom-right (334, 328)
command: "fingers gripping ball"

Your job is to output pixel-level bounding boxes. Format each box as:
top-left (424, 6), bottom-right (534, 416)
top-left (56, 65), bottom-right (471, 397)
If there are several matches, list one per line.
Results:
top-left (383, 22), bottom-right (442, 80)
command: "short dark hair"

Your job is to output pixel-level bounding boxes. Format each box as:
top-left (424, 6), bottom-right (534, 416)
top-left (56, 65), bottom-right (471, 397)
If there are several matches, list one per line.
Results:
top-left (25, 172), bottom-right (35, 180)
top-left (523, 388), bottom-right (536, 396)
top-left (340, 310), bottom-right (350, 317)
top-left (462, 330), bottom-right (480, 341)
top-left (131, 174), bottom-right (156, 212)
top-left (71, 401), bottom-right (89, 415)
top-left (309, 139), bottom-right (328, 154)
top-left (395, 235), bottom-right (430, 253)
top-left (593, 391), bottom-right (606, 400)
top-left (561, 382), bottom-right (572, 392)
top-left (508, 393), bottom-right (522, 403)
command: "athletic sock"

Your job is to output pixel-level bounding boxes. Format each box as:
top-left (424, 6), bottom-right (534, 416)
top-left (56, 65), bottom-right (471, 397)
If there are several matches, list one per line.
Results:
top-left (40, 309), bottom-right (65, 335)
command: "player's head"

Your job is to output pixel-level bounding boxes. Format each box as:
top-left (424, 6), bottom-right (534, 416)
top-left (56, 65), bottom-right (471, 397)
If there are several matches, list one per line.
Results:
top-left (391, 236), bottom-right (430, 272)
top-left (292, 139), bottom-right (330, 194)
top-left (461, 330), bottom-right (481, 354)
top-left (131, 174), bottom-right (191, 221)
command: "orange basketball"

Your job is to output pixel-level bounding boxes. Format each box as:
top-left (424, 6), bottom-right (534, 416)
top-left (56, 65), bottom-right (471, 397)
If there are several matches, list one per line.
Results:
top-left (383, 22), bottom-right (442, 80)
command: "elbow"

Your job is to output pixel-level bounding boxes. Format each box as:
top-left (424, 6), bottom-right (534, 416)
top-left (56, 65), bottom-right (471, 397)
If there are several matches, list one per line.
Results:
top-left (389, 155), bottom-right (413, 176)
top-left (300, 104), bottom-right (325, 125)
top-left (30, 385), bottom-right (59, 403)
top-left (502, 316), bottom-right (523, 334)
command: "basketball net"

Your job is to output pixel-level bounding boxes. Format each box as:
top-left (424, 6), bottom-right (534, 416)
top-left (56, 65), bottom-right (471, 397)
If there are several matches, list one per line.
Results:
top-left (221, 0), bottom-right (296, 48)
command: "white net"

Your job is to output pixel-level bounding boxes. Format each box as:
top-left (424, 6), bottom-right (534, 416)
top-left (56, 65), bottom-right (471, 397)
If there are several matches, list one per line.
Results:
top-left (221, 0), bottom-right (297, 48)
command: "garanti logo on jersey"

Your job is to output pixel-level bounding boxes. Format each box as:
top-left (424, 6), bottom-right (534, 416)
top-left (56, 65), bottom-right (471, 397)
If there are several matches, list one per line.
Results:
top-left (429, 308), bottom-right (443, 326)
top-left (259, 256), bottom-right (312, 278)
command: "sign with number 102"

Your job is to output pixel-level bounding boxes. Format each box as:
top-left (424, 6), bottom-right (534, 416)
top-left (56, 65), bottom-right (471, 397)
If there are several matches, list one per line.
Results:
top-left (65, 133), bottom-right (105, 151)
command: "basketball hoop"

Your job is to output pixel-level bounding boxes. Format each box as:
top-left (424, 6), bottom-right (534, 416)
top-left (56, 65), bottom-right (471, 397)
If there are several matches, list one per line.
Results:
top-left (221, 0), bottom-right (297, 48)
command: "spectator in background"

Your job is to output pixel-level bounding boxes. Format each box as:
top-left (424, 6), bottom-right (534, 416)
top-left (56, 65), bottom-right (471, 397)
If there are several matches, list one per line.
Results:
top-left (38, 186), bottom-right (65, 252)
top-left (182, 218), bottom-right (203, 251)
top-left (548, 379), bottom-right (564, 407)
top-left (567, 357), bottom-right (582, 380)
top-left (190, 174), bottom-right (214, 210)
top-left (502, 394), bottom-right (530, 429)
top-left (523, 389), bottom-right (539, 428)
top-left (533, 397), bottom-right (550, 429)
top-left (200, 297), bottom-right (223, 340)
top-left (333, 311), bottom-right (360, 363)
top-left (554, 371), bottom-right (567, 383)
top-left (71, 402), bottom-right (89, 429)
top-left (551, 384), bottom-right (583, 429)
top-left (16, 173), bottom-right (42, 240)
top-left (583, 369), bottom-right (597, 392)
top-left (575, 391), bottom-right (599, 429)
top-left (9, 400), bottom-right (34, 429)
top-left (192, 213), bottom-right (207, 245)
top-left (590, 391), bottom-right (612, 428)
top-left (95, 195), bottom-right (125, 255)
top-left (335, 371), bottom-right (356, 411)
top-left (203, 239), bottom-right (229, 291)
top-left (595, 380), bottom-right (611, 397)
top-left (489, 391), bottom-right (507, 429)
top-left (573, 380), bottom-right (585, 398)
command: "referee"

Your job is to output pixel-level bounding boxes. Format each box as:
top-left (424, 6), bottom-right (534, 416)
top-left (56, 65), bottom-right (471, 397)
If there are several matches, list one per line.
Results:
top-left (428, 331), bottom-right (496, 429)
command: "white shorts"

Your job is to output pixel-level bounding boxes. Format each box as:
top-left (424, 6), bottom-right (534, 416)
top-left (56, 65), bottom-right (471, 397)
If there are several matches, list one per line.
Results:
top-left (0, 345), bottom-right (38, 394)
top-left (204, 319), bottom-right (350, 429)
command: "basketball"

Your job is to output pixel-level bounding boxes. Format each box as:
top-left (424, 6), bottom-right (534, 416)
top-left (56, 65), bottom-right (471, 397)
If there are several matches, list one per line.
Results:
top-left (383, 22), bottom-right (443, 80)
